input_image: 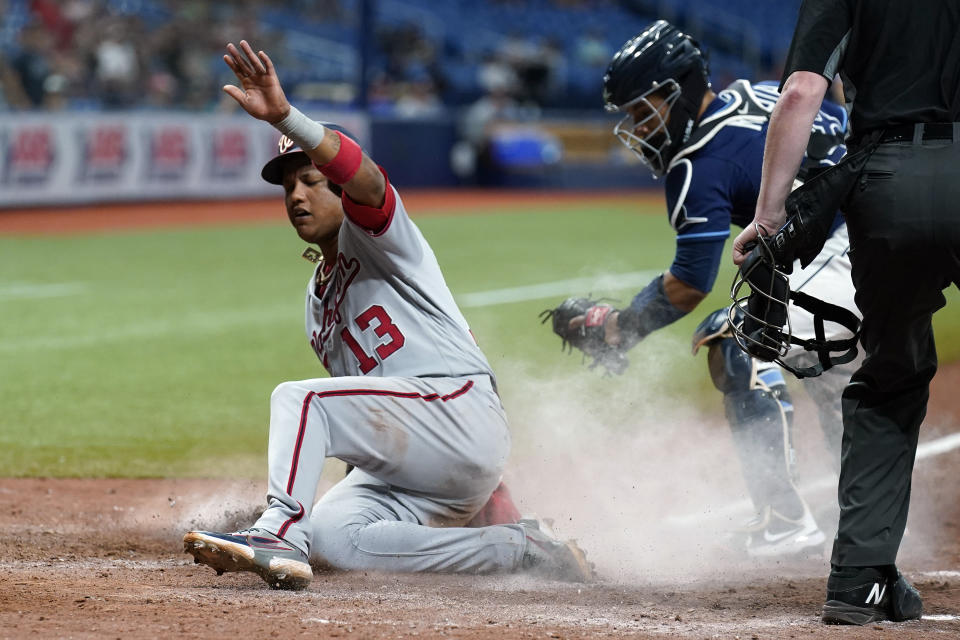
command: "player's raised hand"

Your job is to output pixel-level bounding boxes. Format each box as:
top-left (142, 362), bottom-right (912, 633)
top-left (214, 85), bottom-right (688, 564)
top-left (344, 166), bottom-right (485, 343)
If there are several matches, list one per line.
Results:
top-left (223, 41), bottom-right (290, 124)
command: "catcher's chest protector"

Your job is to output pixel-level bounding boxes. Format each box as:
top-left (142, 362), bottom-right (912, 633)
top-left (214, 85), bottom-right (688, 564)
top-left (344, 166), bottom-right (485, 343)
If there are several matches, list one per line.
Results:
top-left (668, 80), bottom-right (845, 173)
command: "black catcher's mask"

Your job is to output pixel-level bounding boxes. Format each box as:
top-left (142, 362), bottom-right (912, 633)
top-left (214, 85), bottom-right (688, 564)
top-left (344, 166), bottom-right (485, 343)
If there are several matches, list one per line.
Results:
top-left (728, 222), bottom-right (862, 379)
top-left (602, 20), bottom-right (710, 178)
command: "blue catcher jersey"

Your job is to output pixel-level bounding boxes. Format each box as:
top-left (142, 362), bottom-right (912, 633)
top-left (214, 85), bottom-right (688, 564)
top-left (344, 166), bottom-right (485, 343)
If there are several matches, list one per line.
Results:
top-left (663, 80), bottom-right (847, 293)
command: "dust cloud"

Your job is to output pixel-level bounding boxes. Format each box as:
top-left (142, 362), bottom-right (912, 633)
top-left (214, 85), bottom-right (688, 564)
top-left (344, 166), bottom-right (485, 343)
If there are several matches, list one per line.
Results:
top-left (493, 334), bottom-right (834, 584)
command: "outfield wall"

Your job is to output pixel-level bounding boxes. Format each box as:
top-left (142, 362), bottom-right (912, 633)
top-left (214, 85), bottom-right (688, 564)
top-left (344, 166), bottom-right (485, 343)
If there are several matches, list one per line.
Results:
top-left (0, 111), bottom-right (369, 208)
top-left (0, 111), bottom-right (653, 208)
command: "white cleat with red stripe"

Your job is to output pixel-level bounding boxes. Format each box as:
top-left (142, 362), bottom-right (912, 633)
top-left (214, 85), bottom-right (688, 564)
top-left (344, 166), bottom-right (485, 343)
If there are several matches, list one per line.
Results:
top-left (183, 528), bottom-right (312, 590)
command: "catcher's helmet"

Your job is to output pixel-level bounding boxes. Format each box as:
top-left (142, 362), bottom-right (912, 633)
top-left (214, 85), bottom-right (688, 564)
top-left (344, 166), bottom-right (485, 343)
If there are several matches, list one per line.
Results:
top-left (603, 20), bottom-right (710, 177)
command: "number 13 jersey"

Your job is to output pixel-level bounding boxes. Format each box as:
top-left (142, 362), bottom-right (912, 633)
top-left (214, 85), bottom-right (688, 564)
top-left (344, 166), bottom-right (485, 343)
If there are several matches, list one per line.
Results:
top-left (305, 169), bottom-right (495, 381)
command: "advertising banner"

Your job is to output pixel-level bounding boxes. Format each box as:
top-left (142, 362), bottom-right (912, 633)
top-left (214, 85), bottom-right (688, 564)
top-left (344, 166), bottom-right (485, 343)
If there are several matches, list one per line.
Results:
top-left (0, 111), bottom-right (368, 208)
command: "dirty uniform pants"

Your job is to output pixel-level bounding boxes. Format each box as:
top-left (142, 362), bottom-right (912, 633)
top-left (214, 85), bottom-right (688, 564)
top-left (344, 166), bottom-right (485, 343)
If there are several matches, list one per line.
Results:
top-left (252, 373), bottom-right (526, 573)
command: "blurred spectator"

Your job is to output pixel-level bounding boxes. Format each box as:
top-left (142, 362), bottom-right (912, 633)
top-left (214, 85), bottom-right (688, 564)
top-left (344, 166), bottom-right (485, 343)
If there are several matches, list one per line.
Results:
top-left (148, 5), bottom-right (218, 110)
top-left (373, 22), bottom-right (448, 115)
top-left (453, 86), bottom-right (526, 183)
top-left (9, 21), bottom-right (55, 107)
top-left (460, 87), bottom-right (524, 149)
top-left (145, 70), bottom-right (178, 108)
top-left (487, 33), bottom-right (564, 107)
top-left (576, 28), bottom-right (610, 68)
top-left (394, 76), bottom-right (443, 119)
top-left (29, 0), bottom-right (76, 50)
top-left (498, 31), bottom-right (540, 102)
top-left (292, 0), bottom-right (346, 26)
top-left (0, 0), bottom-right (800, 112)
top-left (59, 0), bottom-right (98, 31)
top-left (365, 70), bottom-right (396, 114)
top-left (90, 18), bottom-right (142, 108)
top-left (0, 58), bottom-right (24, 109)
top-left (215, 3), bottom-right (268, 50)
top-left (540, 38), bottom-right (567, 106)
top-left (478, 51), bottom-right (519, 96)
top-left (40, 71), bottom-right (68, 110)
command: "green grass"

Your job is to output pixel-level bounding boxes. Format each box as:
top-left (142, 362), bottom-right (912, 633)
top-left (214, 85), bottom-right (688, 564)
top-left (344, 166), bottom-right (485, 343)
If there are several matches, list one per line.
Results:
top-left (3, 201), bottom-right (959, 476)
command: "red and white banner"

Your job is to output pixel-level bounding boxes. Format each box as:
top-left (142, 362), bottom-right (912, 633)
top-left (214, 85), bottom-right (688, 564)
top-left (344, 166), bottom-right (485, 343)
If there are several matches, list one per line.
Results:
top-left (0, 111), bottom-right (368, 208)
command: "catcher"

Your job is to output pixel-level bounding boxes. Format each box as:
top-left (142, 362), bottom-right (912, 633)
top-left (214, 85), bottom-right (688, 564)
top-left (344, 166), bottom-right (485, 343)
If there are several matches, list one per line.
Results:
top-left (543, 21), bottom-right (861, 558)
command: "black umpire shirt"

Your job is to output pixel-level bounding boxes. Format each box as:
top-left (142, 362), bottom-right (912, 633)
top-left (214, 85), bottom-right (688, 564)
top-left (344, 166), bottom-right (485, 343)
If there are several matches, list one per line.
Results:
top-left (781, 0), bottom-right (960, 137)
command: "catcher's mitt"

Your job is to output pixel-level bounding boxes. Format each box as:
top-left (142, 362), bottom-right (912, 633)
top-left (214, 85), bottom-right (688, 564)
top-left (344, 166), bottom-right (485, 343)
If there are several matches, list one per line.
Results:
top-left (539, 297), bottom-right (628, 375)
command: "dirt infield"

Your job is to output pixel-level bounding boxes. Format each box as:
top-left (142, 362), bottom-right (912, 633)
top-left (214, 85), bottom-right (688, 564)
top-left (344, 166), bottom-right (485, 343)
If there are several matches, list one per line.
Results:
top-left (2, 365), bottom-right (959, 640)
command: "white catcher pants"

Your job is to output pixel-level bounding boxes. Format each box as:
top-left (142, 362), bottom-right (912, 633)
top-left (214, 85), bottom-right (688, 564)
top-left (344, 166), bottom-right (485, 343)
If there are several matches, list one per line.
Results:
top-left (784, 223), bottom-right (859, 350)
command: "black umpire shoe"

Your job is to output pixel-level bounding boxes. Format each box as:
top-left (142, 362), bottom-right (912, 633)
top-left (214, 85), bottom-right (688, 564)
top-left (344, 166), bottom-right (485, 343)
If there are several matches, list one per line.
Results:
top-left (821, 565), bottom-right (923, 625)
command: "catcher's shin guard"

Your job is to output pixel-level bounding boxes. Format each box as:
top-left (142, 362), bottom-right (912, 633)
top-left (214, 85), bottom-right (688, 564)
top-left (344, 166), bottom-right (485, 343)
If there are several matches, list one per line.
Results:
top-left (708, 338), bottom-right (803, 518)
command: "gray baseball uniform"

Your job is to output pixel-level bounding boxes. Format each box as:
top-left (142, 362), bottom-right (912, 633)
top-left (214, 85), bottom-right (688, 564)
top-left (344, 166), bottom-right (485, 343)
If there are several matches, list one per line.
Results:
top-left (252, 174), bottom-right (527, 572)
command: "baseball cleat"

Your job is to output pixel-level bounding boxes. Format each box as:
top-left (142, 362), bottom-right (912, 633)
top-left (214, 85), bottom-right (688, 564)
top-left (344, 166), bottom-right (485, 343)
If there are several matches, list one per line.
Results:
top-left (731, 505), bottom-right (826, 558)
top-left (519, 518), bottom-right (595, 582)
top-left (183, 528), bottom-right (312, 591)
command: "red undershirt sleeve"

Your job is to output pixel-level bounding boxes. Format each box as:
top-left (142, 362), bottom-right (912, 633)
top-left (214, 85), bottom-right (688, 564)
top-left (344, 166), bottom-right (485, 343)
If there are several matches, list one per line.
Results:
top-left (341, 166), bottom-right (397, 235)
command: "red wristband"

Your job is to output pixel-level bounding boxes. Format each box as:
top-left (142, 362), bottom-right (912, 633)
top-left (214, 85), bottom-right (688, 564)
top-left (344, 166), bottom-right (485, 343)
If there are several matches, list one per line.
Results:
top-left (314, 131), bottom-right (362, 185)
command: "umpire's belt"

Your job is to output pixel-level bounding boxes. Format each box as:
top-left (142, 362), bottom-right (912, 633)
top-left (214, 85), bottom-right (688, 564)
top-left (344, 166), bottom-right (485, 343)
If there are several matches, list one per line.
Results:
top-left (879, 122), bottom-right (960, 144)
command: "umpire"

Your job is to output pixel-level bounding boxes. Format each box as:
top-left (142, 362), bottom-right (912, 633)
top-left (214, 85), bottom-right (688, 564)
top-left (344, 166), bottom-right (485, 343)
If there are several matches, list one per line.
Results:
top-left (733, 0), bottom-right (960, 626)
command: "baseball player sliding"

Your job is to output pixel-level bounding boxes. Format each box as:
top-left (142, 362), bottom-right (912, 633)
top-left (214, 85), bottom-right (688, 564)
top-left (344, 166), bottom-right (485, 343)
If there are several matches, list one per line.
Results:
top-left (182, 41), bottom-right (592, 590)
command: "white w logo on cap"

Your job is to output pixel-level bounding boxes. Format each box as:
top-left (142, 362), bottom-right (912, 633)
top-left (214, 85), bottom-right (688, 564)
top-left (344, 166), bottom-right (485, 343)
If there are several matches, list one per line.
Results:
top-left (278, 135), bottom-right (296, 154)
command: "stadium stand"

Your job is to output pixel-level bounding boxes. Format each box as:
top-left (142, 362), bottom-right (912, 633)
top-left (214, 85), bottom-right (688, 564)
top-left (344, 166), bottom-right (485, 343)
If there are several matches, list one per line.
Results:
top-left (0, 0), bottom-right (801, 113)
top-left (0, 0), bottom-right (805, 192)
